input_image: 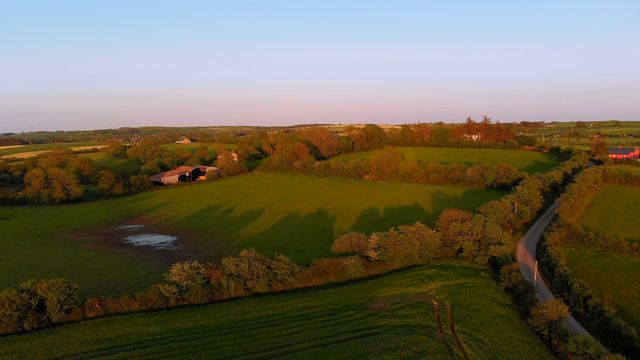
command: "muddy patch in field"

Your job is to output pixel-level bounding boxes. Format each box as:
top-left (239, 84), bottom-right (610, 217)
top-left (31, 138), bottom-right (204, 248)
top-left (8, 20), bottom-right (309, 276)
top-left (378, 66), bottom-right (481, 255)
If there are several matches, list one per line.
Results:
top-left (66, 218), bottom-right (233, 265)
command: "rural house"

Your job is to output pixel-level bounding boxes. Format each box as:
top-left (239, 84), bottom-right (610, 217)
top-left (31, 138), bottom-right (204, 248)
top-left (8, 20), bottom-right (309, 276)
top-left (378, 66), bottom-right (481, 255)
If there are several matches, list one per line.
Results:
top-left (175, 136), bottom-right (191, 144)
top-left (607, 146), bottom-right (640, 160)
top-left (151, 165), bottom-right (219, 185)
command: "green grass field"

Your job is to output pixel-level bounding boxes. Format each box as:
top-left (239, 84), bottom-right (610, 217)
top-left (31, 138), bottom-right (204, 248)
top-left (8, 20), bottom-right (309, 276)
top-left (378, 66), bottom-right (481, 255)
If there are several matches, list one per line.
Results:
top-left (0, 173), bottom-right (502, 296)
top-left (79, 152), bottom-right (141, 174)
top-left (580, 185), bottom-right (640, 243)
top-left (333, 147), bottom-right (558, 174)
top-left (565, 248), bottom-right (640, 330)
top-left (0, 264), bottom-right (552, 360)
top-left (0, 142), bottom-right (102, 157)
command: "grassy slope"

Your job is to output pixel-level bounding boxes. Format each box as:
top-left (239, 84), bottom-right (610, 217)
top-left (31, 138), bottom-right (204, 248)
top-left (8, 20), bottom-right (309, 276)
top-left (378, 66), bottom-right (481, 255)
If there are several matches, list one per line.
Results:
top-left (0, 264), bottom-right (553, 360)
top-left (0, 173), bottom-right (502, 296)
top-left (580, 185), bottom-right (640, 243)
top-left (0, 142), bottom-right (100, 157)
top-left (564, 248), bottom-right (640, 330)
top-left (79, 152), bottom-right (141, 173)
top-left (334, 147), bottom-right (558, 174)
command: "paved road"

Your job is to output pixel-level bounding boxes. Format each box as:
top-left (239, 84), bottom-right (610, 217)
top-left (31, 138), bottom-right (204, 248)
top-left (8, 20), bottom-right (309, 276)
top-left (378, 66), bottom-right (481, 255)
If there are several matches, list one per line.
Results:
top-left (516, 202), bottom-right (592, 336)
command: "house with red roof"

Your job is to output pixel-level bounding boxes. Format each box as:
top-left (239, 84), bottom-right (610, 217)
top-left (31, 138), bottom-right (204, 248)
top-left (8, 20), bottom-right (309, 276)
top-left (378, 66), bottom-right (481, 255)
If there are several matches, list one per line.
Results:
top-left (608, 146), bottom-right (640, 160)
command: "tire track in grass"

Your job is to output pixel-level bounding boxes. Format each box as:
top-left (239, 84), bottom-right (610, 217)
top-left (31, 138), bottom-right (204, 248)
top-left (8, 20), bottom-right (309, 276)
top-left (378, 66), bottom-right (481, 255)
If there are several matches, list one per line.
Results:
top-left (66, 307), bottom-right (370, 359)
top-left (110, 310), bottom-right (372, 359)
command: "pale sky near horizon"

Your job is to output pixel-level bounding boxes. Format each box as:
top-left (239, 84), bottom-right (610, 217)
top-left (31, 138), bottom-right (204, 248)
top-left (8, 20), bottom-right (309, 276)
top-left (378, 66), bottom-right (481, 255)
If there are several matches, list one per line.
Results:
top-left (1, 1), bottom-right (639, 132)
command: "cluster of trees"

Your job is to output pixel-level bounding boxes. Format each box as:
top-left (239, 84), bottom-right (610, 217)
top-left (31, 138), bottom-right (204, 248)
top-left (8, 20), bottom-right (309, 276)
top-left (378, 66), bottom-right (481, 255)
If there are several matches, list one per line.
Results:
top-left (0, 150), bottom-right (94, 203)
top-left (0, 279), bottom-right (79, 334)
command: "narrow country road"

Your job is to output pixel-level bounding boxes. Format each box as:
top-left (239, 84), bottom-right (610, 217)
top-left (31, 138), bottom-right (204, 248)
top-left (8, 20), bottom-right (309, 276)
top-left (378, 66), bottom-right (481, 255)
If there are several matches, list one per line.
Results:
top-left (516, 202), bottom-right (591, 336)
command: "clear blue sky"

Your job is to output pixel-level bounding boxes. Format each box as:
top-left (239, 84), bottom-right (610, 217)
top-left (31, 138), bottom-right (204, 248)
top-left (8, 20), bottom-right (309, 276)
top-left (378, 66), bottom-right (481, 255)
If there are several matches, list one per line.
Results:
top-left (1, 0), bottom-right (639, 132)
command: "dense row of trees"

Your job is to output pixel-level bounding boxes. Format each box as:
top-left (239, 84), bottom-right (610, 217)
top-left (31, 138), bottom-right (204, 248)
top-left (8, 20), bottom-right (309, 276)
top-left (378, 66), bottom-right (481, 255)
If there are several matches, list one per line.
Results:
top-left (264, 146), bottom-right (527, 189)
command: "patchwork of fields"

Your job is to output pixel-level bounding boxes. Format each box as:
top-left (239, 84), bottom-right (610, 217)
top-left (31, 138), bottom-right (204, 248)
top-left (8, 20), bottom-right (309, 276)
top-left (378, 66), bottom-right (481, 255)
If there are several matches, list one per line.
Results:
top-left (563, 184), bottom-right (640, 331)
top-left (0, 172), bottom-right (502, 296)
top-left (0, 264), bottom-right (553, 360)
top-left (334, 147), bottom-right (558, 174)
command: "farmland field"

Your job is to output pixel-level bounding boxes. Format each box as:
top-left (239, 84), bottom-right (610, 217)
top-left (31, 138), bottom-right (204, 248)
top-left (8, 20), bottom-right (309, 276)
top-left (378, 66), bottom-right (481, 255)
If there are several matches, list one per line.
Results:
top-left (0, 172), bottom-right (502, 296)
top-left (0, 264), bottom-right (553, 360)
top-left (580, 185), bottom-right (640, 243)
top-left (333, 147), bottom-right (558, 174)
top-left (0, 142), bottom-right (103, 158)
top-left (564, 248), bottom-right (640, 330)
top-left (79, 152), bottom-right (141, 174)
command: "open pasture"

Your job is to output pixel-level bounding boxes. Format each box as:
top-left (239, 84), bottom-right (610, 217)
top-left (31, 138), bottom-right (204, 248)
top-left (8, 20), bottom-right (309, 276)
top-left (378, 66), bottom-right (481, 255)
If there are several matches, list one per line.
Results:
top-left (0, 172), bottom-right (502, 296)
top-left (0, 142), bottom-right (103, 158)
top-left (0, 264), bottom-right (552, 360)
top-left (334, 147), bottom-right (558, 174)
top-left (79, 152), bottom-right (141, 174)
top-left (580, 184), bottom-right (640, 243)
top-left (565, 248), bottom-right (640, 330)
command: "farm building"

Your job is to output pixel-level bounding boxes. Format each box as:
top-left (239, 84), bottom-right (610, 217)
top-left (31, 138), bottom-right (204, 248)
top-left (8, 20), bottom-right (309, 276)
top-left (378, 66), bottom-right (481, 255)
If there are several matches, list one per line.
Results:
top-left (151, 165), bottom-right (219, 185)
top-left (608, 146), bottom-right (640, 160)
top-left (175, 137), bottom-right (191, 144)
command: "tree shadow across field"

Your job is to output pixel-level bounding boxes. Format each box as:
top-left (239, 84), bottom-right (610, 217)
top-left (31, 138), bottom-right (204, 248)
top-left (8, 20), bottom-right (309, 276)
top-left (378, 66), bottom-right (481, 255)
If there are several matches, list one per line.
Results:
top-left (238, 208), bottom-right (337, 263)
top-left (349, 202), bottom-right (429, 234)
top-left (349, 188), bottom-right (498, 235)
top-left (521, 159), bottom-right (557, 174)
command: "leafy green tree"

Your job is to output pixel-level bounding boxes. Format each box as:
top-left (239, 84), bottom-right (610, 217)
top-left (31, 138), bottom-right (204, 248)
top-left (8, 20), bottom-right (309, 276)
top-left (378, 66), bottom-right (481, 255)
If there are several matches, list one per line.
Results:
top-left (529, 299), bottom-right (570, 345)
top-left (46, 167), bottom-right (84, 202)
top-left (331, 232), bottom-right (369, 257)
top-left (21, 279), bottom-right (80, 323)
top-left (297, 127), bottom-right (341, 158)
top-left (0, 289), bottom-right (29, 333)
top-left (128, 175), bottom-right (153, 192)
top-left (97, 170), bottom-right (126, 195)
top-left (217, 150), bottom-right (246, 176)
top-left (159, 261), bottom-right (210, 305)
top-left (368, 147), bottom-right (403, 180)
top-left (351, 124), bottom-right (386, 151)
top-left (23, 168), bottom-right (48, 201)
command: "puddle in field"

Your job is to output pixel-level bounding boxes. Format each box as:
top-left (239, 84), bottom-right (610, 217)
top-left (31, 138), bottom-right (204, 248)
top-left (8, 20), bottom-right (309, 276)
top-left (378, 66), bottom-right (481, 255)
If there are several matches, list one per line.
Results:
top-left (67, 217), bottom-right (234, 266)
top-left (123, 234), bottom-right (178, 249)
top-left (117, 224), bottom-right (179, 250)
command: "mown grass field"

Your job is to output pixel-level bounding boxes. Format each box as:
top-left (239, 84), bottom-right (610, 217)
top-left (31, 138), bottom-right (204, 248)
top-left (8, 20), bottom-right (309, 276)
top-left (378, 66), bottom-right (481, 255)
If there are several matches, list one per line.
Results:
top-left (79, 152), bottom-right (141, 174)
top-left (564, 248), bottom-right (640, 330)
top-left (0, 264), bottom-right (552, 360)
top-left (0, 173), bottom-right (502, 296)
top-left (0, 142), bottom-right (102, 158)
top-left (334, 147), bottom-right (558, 174)
top-left (580, 184), bottom-right (640, 243)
